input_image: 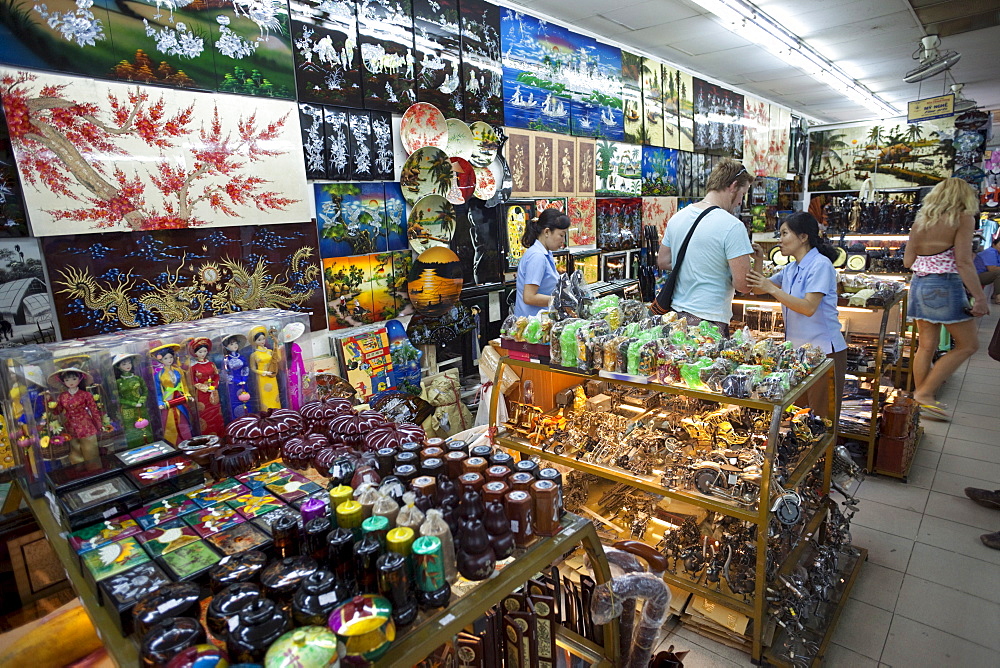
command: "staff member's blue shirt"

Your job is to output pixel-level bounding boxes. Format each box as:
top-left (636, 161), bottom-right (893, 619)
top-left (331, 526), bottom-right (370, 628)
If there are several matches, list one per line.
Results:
top-left (770, 247), bottom-right (847, 353)
top-left (974, 247), bottom-right (1000, 273)
top-left (515, 240), bottom-right (558, 317)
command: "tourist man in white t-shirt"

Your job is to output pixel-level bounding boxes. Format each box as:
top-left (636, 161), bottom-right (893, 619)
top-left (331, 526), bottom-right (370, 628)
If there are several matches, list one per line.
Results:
top-left (656, 158), bottom-right (762, 335)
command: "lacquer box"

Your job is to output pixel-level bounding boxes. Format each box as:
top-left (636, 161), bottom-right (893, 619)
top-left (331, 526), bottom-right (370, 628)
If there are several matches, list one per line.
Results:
top-left (188, 479), bottom-right (248, 508)
top-left (205, 522), bottom-right (272, 556)
top-left (237, 463), bottom-right (293, 490)
top-left (136, 518), bottom-right (202, 558)
top-left (252, 506), bottom-right (302, 536)
top-left (114, 441), bottom-right (176, 468)
top-left (184, 503), bottom-right (246, 538)
top-left (68, 514), bottom-right (141, 555)
top-left (157, 540), bottom-right (223, 582)
top-left (80, 536), bottom-right (151, 595)
top-left (131, 493), bottom-right (199, 530)
top-left (126, 455), bottom-right (203, 502)
top-left (97, 561), bottom-right (173, 635)
top-left (265, 475), bottom-right (323, 503)
top-left (58, 475), bottom-right (141, 530)
top-left (226, 489), bottom-right (286, 519)
top-left (46, 455), bottom-right (124, 496)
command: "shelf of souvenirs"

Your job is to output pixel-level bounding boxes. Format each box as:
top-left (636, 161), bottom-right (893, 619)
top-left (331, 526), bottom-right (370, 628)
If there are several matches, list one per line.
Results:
top-left (762, 547), bottom-right (867, 668)
top-left (560, 478), bottom-right (833, 619)
top-left (499, 357), bottom-right (834, 414)
top-left (496, 427), bottom-right (835, 525)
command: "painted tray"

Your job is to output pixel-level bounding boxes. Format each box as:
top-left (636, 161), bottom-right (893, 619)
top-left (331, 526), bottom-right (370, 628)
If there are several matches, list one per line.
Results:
top-left (447, 157), bottom-right (476, 205)
top-left (184, 504), bottom-right (246, 538)
top-left (188, 479), bottom-right (249, 508)
top-left (131, 494), bottom-right (199, 531)
top-left (954, 131), bottom-right (984, 153)
top-left (115, 441), bottom-right (176, 467)
top-left (408, 195), bottom-right (457, 253)
top-left (469, 121), bottom-right (500, 168)
top-left (401, 147), bottom-right (454, 205)
top-left (69, 515), bottom-right (141, 554)
top-left (401, 103), bottom-right (449, 155)
top-left (265, 476), bottom-right (324, 503)
top-left (237, 463), bottom-right (293, 489)
top-left (445, 118), bottom-right (475, 161)
top-left (473, 165), bottom-right (498, 200)
top-left (225, 489), bottom-right (286, 519)
top-left (81, 537), bottom-right (151, 583)
top-left (136, 518), bottom-right (202, 558)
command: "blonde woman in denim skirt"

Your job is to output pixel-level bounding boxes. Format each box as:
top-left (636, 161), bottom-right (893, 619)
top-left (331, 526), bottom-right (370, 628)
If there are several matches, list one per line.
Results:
top-left (904, 178), bottom-right (989, 420)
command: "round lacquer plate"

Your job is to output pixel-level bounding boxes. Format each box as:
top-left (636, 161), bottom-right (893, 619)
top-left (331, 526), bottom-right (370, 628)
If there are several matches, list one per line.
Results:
top-left (473, 165), bottom-right (497, 200)
top-left (447, 157), bottom-right (476, 205)
top-left (445, 118), bottom-right (475, 161)
top-left (401, 102), bottom-right (448, 155)
top-left (400, 147), bottom-right (454, 205)
top-left (469, 121), bottom-right (500, 168)
top-left (407, 194), bottom-right (456, 254)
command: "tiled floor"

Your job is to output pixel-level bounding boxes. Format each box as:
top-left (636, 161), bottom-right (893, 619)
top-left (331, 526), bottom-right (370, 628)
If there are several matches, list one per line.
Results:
top-left (655, 311), bottom-right (1000, 666)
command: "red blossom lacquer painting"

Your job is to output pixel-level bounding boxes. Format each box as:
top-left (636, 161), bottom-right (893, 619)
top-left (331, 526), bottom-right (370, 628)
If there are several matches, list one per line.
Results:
top-left (0, 68), bottom-right (310, 235)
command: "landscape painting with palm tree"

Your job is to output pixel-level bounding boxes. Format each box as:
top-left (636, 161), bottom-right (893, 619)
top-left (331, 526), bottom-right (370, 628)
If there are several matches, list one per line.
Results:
top-left (809, 118), bottom-right (955, 191)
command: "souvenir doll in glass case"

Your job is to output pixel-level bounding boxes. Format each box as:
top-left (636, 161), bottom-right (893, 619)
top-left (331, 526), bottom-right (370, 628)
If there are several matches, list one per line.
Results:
top-left (281, 322), bottom-right (308, 411)
top-left (150, 344), bottom-right (193, 446)
top-left (221, 333), bottom-right (252, 422)
top-left (112, 353), bottom-right (154, 448)
top-left (187, 337), bottom-right (225, 437)
top-left (46, 357), bottom-right (106, 464)
top-left (249, 326), bottom-right (282, 410)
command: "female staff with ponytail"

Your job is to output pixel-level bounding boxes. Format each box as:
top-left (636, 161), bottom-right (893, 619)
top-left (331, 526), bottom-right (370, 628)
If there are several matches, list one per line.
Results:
top-left (514, 208), bottom-right (571, 317)
top-left (747, 212), bottom-right (847, 415)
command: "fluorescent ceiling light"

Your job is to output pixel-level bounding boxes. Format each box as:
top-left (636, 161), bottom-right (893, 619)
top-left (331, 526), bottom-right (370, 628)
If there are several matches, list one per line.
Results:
top-left (688, 0), bottom-right (900, 118)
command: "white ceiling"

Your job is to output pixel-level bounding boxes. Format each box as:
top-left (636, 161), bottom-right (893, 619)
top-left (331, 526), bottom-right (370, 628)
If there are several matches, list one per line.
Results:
top-left (505, 0), bottom-right (1000, 126)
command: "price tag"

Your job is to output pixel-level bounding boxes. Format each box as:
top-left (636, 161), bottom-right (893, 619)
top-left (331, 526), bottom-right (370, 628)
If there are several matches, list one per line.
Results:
top-left (103, 507), bottom-right (118, 519)
top-left (318, 591), bottom-right (338, 606)
top-left (439, 613), bottom-right (456, 626)
top-left (228, 615), bottom-right (240, 632)
top-left (728, 473), bottom-right (738, 485)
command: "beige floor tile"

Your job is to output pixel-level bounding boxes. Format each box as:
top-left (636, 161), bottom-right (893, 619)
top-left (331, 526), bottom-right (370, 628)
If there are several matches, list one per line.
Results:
top-left (923, 491), bottom-right (1000, 531)
top-left (894, 574), bottom-right (1000, 650)
top-left (911, 447), bottom-right (941, 469)
top-left (937, 453), bottom-right (1000, 482)
top-left (916, 514), bottom-right (1000, 566)
top-left (944, 400), bottom-right (999, 418)
top-left (949, 411), bottom-right (1000, 431)
top-left (920, 419), bottom-right (949, 438)
top-left (852, 498), bottom-right (924, 539)
top-left (931, 470), bottom-right (996, 499)
top-left (904, 464), bottom-right (934, 489)
top-left (942, 422), bottom-right (997, 446)
top-left (881, 615), bottom-right (996, 667)
top-left (954, 390), bottom-right (996, 407)
top-left (830, 599), bottom-right (892, 660)
top-left (855, 476), bottom-right (929, 513)
top-left (941, 437), bottom-right (1000, 464)
top-left (906, 542), bottom-right (1000, 603)
top-left (821, 642), bottom-right (880, 667)
top-left (916, 430), bottom-right (945, 452)
top-left (848, 561), bottom-right (903, 612)
top-left (850, 525), bottom-right (914, 572)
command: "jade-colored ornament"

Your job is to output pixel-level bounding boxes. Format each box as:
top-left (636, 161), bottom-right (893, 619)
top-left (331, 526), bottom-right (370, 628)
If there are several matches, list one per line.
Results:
top-left (264, 626), bottom-right (341, 668)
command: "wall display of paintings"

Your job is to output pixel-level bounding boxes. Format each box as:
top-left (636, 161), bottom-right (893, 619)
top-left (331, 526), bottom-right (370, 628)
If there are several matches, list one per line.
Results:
top-left (567, 197), bottom-right (596, 247)
top-left (693, 78), bottom-right (743, 157)
top-left (768, 106), bottom-right (792, 179)
top-left (502, 199), bottom-right (532, 269)
top-left (530, 133), bottom-right (555, 196)
top-left (413, 0), bottom-right (463, 119)
top-left (596, 197), bottom-right (641, 251)
top-left (407, 194), bottom-right (455, 253)
top-left (808, 117), bottom-right (956, 192)
top-left (575, 254), bottom-right (599, 284)
top-left (0, 238), bottom-right (56, 347)
top-left (600, 251), bottom-right (628, 281)
top-left (500, 10), bottom-right (623, 140)
top-left (450, 199), bottom-right (502, 287)
top-left (324, 250), bottom-right (412, 330)
top-left (290, 0), bottom-right (364, 108)
top-left (505, 128), bottom-right (531, 196)
top-left (0, 68), bottom-right (309, 235)
top-left (642, 196), bottom-right (678, 239)
top-left (641, 147), bottom-right (678, 196)
top-left (576, 137), bottom-right (596, 196)
top-left (400, 146), bottom-right (454, 205)
top-left (0, 109), bottom-right (29, 237)
top-left (661, 65), bottom-right (681, 151)
top-left (348, 109), bottom-right (375, 180)
top-left (675, 69), bottom-right (695, 152)
top-left (459, 0), bottom-right (503, 126)
top-left (300, 104), bottom-right (329, 180)
top-left (356, 0), bottom-right (416, 113)
top-left (324, 107), bottom-right (352, 180)
top-left (0, 0), bottom-right (296, 98)
top-left (743, 97), bottom-right (770, 177)
top-left (42, 222), bottom-right (325, 337)
top-left (621, 51), bottom-right (644, 145)
top-left (406, 246), bottom-right (463, 317)
top-left (676, 150), bottom-right (693, 198)
top-left (314, 182), bottom-right (406, 258)
top-left (303, 106), bottom-right (393, 181)
top-left (556, 137), bottom-right (576, 196)
top-left (595, 141), bottom-right (641, 197)
top-left (641, 58), bottom-right (665, 147)
top-left (535, 198), bottom-right (566, 216)
top-left (332, 325), bottom-right (395, 398)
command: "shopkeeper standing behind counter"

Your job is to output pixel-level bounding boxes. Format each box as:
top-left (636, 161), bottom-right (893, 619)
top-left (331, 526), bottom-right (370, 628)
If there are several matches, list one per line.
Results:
top-left (514, 209), bottom-right (571, 317)
top-left (747, 212), bottom-right (847, 415)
